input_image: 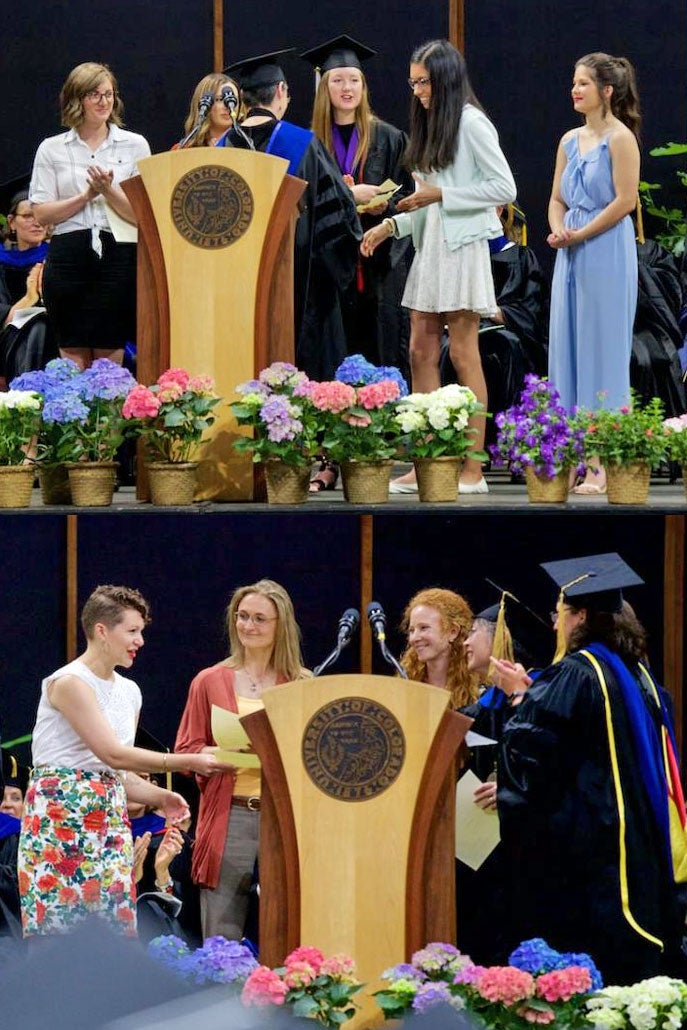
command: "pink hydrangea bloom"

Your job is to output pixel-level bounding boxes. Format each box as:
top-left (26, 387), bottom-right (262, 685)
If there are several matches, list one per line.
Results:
top-left (341, 412), bottom-right (372, 428)
top-left (357, 380), bottom-right (400, 409)
top-left (309, 381), bottom-right (356, 414)
top-left (516, 1004), bottom-right (556, 1024)
top-left (122, 384), bottom-right (161, 420)
top-left (187, 374), bottom-right (216, 395)
top-left (242, 966), bottom-right (288, 1006)
top-left (157, 382), bottom-right (184, 403)
top-left (535, 966), bottom-right (591, 1002)
top-left (476, 967), bottom-right (535, 1005)
top-left (285, 946), bottom-right (325, 973)
top-left (283, 961), bottom-right (317, 989)
top-left (320, 954), bottom-right (356, 978)
top-left (453, 964), bottom-right (486, 985)
top-left (158, 368), bottom-right (190, 392)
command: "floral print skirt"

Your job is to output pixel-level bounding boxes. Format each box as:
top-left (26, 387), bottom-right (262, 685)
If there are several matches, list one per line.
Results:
top-left (18, 767), bottom-right (137, 938)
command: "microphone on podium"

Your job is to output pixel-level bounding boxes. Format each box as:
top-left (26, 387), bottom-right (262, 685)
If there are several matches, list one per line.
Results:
top-left (197, 91), bottom-right (215, 120)
top-left (313, 608), bottom-right (360, 677)
top-left (366, 601), bottom-right (407, 678)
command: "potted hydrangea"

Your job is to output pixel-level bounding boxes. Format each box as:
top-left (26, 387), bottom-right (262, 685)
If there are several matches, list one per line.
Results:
top-left (230, 362), bottom-right (321, 504)
top-left (122, 367), bottom-right (221, 506)
top-left (394, 384), bottom-right (486, 502)
top-left (663, 413), bottom-right (687, 501)
top-left (311, 354), bottom-right (407, 504)
top-left (580, 393), bottom-right (668, 504)
top-left (490, 375), bottom-right (586, 503)
top-left (241, 945), bottom-right (362, 1027)
top-left (148, 934), bottom-right (258, 988)
top-left (13, 357), bottom-right (137, 506)
top-left (0, 388), bottom-right (42, 508)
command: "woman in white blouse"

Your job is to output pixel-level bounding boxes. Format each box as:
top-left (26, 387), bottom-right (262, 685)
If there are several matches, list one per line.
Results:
top-left (29, 63), bottom-right (150, 369)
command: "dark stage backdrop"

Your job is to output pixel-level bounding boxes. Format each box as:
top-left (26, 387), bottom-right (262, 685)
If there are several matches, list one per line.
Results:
top-left (4, 3), bottom-right (684, 267)
top-left (0, 512), bottom-right (674, 758)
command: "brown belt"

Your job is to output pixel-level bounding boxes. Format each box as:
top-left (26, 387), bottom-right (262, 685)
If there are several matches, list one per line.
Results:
top-left (232, 795), bottom-right (260, 812)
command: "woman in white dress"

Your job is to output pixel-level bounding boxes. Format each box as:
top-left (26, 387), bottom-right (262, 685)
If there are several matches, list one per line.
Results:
top-left (362, 40), bottom-right (516, 493)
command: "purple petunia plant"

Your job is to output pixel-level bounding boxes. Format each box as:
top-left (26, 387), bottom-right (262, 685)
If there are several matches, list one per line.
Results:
top-left (11, 357), bottom-right (137, 464)
top-left (490, 375), bottom-right (586, 479)
top-left (231, 362), bottom-right (322, 467)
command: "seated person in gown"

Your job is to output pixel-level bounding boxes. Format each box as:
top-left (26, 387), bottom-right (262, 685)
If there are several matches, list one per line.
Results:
top-left (0, 752), bottom-right (29, 946)
top-left (216, 48), bottom-right (362, 381)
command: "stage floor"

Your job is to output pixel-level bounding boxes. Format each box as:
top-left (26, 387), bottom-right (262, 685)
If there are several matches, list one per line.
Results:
top-left (17, 468), bottom-right (687, 514)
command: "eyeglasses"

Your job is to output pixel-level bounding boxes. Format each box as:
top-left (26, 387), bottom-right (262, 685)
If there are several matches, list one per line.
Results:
top-left (549, 606), bottom-right (576, 624)
top-left (85, 90), bottom-right (115, 103)
top-left (408, 77), bottom-right (431, 90)
top-left (236, 610), bottom-right (277, 627)
top-left (13, 211), bottom-right (40, 221)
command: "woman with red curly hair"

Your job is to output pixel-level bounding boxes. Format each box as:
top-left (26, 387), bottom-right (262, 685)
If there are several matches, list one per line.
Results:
top-left (400, 586), bottom-right (477, 708)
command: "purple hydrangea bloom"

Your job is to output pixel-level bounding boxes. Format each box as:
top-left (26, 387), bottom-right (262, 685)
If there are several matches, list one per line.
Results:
top-left (78, 359), bottom-right (136, 401)
top-left (185, 936), bottom-right (258, 984)
top-left (236, 379), bottom-right (271, 399)
top-left (147, 934), bottom-right (191, 974)
top-left (260, 396), bottom-right (303, 442)
top-left (9, 370), bottom-right (48, 393)
top-left (411, 982), bottom-right (453, 1014)
top-left (383, 963), bottom-right (426, 983)
top-left (42, 391), bottom-right (89, 424)
top-left (259, 362), bottom-right (301, 388)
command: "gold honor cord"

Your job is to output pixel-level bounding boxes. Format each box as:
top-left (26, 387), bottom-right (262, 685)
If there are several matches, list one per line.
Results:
top-left (580, 650), bottom-right (664, 949)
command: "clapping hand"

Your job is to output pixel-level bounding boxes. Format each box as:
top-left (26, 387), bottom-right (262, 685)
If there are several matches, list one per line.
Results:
top-left (133, 830), bottom-right (151, 883)
top-left (86, 164), bottom-right (114, 196)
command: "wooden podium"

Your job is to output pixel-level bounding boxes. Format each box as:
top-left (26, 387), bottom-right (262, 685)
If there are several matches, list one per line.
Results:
top-left (243, 674), bottom-right (470, 1026)
top-left (122, 150), bottom-right (306, 500)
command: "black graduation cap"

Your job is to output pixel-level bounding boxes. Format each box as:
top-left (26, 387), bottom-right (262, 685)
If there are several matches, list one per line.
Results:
top-left (475, 583), bottom-right (550, 669)
top-left (500, 202), bottom-right (527, 245)
top-left (1, 749), bottom-right (30, 794)
top-left (0, 172), bottom-right (31, 217)
top-left (541, 552), bottom-right (644, 615)
top-left (300, 34), bottom-right (377, 74)
top-left (224, 48), bottom-right (295, 91)
top-left (134, 726), bottom-right (171, 791)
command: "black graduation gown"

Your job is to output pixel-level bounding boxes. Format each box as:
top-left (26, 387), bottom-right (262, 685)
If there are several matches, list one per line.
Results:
top-left (440, 243), bottom-right (547, 444)
top-left (0, 830), bottom-right (21, 941)
top-left (338, 120), bottom-right (413, 379)
top-left (0, 259), bottom-right (56, 383)
top-left (222, 118), bottom-right (362, 381)
top-left (497, 651), bottom-right (685, 984)
top-left (631, 240), bottom-right (686, 417)
top-left (135, 829), bottom-right (201, 948)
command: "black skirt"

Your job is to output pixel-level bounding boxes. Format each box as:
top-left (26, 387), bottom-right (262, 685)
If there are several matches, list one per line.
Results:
top-left (42, 229), bottom-right (136, 351)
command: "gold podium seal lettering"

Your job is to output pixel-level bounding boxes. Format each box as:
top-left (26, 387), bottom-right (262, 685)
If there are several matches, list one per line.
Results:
top-left (170, 164), bottom-right (253, 249)
top-left (302, 697), bottom-right (405, 802)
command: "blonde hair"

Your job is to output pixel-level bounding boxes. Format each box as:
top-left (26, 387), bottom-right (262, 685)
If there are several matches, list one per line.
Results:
top-left (60, 62), bottom-right (123, 129)
top-left (400, 588), bottom-right (478, 708)
top-left (311, 68), bottom-right (375, 172)
top-left (225, 579), bottom-right (307, 682)
top-left (182, 73), bottom-right (241, 147)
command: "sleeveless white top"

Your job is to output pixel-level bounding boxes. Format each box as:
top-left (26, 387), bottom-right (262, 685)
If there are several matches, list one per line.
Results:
top-left (32, 659), bottom-right (142, 773)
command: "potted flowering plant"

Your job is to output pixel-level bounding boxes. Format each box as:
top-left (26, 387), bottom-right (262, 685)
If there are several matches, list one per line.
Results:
top-left (242, 945), bottom-right (362, 1027)
top-left (585, 974), bottom-right (687, 1029)
top-left (0, 389), bottom-right (43, 508)
top-left (311, 354), bottom-right (407, 503)
top-left (663, 413), bottom-right (687, 500)
top-left (580, 393), bottom-right (668, 504)
top-left (13, 357), bottom-right (136, 506)
top-left (122, 368), bottom-right (221, 505)
top-left (148, 934), bottom-right (258, 987)
top-left (375, 938), bottom-right (601, 1029)
top-left (230, 362), bottom-right (321, 504)
top-left (490, 375), bottom-right (586, 503)
top-left (394, 384), bottom-right (486, 502)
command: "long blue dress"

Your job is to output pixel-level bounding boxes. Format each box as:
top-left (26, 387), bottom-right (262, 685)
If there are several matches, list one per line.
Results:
top-left (549, 132), bottom-right (637, 410)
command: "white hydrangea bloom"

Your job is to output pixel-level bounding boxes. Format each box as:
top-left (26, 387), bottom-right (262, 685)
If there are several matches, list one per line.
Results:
top-left (0, 390), bottom-right (41, 410)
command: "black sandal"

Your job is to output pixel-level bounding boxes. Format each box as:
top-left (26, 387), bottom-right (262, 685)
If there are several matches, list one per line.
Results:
top-left (309, 461), bottom-right (339, 492)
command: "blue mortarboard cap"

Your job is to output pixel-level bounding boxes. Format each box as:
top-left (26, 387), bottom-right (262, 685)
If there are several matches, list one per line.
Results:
top-left (224, 48), bottom-right (295, 91)
top-left (540, 552), bottom-right (643, 614)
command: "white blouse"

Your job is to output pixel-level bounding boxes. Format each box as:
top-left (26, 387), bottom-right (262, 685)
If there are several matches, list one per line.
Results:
top-left (29, 124), bottom-right (150, 237)
top-left (32, 659), bottom-right (142, 774)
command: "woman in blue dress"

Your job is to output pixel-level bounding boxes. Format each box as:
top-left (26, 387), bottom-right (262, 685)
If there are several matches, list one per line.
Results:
top-left (548, 53), bottom-right (641, 494)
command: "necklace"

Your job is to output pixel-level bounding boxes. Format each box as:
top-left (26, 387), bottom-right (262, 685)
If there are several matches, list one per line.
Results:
top-left (242, 666), bottom-right (273, 695)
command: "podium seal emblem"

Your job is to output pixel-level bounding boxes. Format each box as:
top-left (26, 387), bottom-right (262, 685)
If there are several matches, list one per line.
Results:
top-left (302, 697), bottom-right (405, 801)
top-left (171, 165), bottom-right (253, 248)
